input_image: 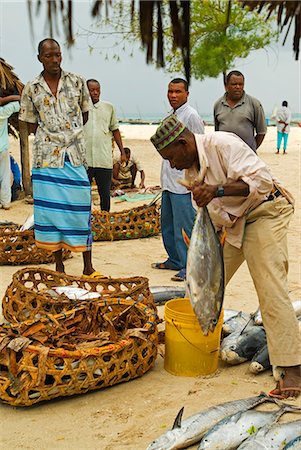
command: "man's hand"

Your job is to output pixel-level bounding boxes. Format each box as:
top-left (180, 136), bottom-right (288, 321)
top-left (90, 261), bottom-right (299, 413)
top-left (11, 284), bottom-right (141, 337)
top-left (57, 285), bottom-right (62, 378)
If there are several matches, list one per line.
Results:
top-left (190, 181), bottom-right (216, 207)
top-left (120, 150), bottom-right (126, 163)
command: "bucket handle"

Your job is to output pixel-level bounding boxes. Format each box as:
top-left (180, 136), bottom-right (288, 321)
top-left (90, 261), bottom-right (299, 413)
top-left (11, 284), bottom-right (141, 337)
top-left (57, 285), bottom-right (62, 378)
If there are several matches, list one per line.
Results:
top-left (171, 319), bottom-right (219, 354)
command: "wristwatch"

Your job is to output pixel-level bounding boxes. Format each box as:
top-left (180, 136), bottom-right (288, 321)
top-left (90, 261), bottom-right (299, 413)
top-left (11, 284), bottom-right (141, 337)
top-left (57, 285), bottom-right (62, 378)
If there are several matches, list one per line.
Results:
top-left (216, 185), bottom-right (225, 197)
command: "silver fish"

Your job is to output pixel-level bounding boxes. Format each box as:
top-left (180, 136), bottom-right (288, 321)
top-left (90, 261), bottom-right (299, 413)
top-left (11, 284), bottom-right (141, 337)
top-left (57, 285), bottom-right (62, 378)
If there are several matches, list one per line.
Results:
top-left (283, 436), bottom-right (301, 449)
top-left (222, 311), bottom-right (253, 336)
top-left (249, 343), bottom-right (271, 374)
top-left (237, 419), bottom-right (301, 449)
top-left (220, 325), bottom-right (266, 365)
top-left (150, 286), bottom-right (186, 305)
top-left (198, 405), bottom-right (299, 450)
top-left (253, 300), bottom-right (301, 326)
top-left (186, 206), bottom-right (224, 335)
top-left (146, 394), bottom-right (272, 450)
top-left (223, 309), bottom-right (241, 323)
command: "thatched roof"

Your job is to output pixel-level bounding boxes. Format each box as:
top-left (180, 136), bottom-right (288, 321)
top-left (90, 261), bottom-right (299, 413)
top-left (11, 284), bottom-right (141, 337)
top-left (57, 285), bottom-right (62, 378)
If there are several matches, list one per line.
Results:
top-left (241, 1), bottom-right (301, 59)
top-left (28, 0), bottom-right (300, 84)
top-left (0, 58), bottom-right (24, 135)
top-left (0, 58), bottom-right (23, 95)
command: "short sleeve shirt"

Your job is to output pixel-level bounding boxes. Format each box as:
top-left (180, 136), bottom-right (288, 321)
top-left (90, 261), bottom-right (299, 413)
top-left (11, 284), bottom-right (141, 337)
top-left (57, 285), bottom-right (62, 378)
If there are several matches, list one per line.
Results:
top-left (0, 102), bottom-right (20, 152)
top-left (161, 102), bottom-right (205, 194)
top-left (276, 106), bottom-right (291, 133)
top-left (84, 100), bottom-right (119, 168)
top-left (19, 70), bottom-right (90, 168)
top-left (214, 92), bottom-right (267, 151)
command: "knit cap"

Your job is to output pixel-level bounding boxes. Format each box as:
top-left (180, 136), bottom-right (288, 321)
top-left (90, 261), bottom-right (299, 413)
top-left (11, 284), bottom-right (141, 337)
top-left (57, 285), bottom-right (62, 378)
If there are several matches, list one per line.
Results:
top-left (150, 114), bottom-right (186, 152)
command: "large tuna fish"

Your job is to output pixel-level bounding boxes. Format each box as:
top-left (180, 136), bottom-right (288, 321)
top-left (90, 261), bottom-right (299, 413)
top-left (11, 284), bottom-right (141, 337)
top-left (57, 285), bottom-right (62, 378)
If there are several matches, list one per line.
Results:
top-left (186, 206), bottom-right (224, 336)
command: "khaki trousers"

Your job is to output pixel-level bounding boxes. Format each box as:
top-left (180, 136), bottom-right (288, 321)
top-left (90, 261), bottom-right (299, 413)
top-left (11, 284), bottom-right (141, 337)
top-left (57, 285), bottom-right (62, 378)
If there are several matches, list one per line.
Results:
top-left (224, 196), bottom-right (301, 367)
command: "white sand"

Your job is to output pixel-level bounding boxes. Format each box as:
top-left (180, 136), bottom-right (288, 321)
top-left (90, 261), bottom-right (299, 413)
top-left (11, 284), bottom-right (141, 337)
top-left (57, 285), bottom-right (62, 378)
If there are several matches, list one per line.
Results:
top-left (0, 126), bottom-right (300, 449)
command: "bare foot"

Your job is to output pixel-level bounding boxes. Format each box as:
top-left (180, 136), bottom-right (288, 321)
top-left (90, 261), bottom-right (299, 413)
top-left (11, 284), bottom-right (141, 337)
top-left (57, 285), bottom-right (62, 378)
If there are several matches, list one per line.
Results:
top-left (269, 365), bottom-right (301, 399)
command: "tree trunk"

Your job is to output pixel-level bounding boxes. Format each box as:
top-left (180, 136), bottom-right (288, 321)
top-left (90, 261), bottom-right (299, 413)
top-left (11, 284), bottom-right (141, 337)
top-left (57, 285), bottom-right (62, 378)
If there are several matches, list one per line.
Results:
top-left (18, 120), bottom-right (32, 196)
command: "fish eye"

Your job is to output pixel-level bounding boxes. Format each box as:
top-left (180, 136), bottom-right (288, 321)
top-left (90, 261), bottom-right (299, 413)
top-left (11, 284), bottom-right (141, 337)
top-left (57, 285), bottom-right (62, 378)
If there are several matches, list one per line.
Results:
top-left (230, 345), bottom-right (235, 351)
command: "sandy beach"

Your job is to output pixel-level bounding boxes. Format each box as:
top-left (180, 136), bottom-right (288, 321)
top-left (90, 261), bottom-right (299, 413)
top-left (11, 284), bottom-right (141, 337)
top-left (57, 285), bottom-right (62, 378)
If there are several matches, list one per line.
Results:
top-left (0, 125), bottom-right (300, 449)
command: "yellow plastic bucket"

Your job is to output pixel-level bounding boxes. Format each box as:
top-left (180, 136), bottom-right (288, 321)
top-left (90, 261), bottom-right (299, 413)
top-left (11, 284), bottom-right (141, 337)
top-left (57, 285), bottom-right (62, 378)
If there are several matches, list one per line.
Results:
top-left (164, 298), bottom-right (224, 377)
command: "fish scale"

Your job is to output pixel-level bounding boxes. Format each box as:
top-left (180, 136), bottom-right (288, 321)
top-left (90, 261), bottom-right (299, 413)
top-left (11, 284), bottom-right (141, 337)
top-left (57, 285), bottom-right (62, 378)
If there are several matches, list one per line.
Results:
top-left (186, 206), bottom-right (224, 336)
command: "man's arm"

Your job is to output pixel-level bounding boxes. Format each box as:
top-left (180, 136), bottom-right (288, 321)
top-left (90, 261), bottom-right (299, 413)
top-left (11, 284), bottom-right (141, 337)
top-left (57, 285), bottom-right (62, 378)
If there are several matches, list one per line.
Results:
top-left (139, 170), bottom-right (145, 189)
top-left (112, 162), bottom-right (121, 188)
top-left (0, 95), bottom-right (21, 106)
top-left (255, 134), bottom-right (265, 149)
top-left (82, 111), bottom-right (89, 125)
top-left (190, 180), bottom-right (250, 208)
top-left (112, 129), bottom-right (126, 162)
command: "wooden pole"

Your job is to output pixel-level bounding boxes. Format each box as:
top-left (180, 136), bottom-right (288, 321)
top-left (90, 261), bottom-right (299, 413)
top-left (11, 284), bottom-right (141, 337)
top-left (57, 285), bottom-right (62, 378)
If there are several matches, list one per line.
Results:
top-left (18, 120), bottom-right (32, 196)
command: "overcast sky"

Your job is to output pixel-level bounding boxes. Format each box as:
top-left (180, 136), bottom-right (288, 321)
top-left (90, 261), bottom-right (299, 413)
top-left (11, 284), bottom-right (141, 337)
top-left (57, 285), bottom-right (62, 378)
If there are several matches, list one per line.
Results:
top-left (0, 0), bottom-right (300, 119)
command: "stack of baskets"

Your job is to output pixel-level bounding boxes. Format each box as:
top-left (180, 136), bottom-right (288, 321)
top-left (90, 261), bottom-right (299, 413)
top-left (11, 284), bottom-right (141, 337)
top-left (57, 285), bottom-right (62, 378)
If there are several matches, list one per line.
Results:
top-left (0, 224), bottom-right (71, 265)
top-left (92, 203), bottom-right (160, 241)
top-left (0, 268), bottom-right (158, 406)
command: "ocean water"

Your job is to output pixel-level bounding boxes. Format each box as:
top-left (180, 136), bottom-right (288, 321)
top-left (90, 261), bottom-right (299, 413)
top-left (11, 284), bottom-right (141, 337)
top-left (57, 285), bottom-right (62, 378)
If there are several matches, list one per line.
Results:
top-left (119, 113), bottom-right (301, 126)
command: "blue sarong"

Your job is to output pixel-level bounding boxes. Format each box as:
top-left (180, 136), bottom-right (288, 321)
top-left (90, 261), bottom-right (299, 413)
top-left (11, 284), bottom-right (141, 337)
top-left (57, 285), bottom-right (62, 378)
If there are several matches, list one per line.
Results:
top-left (32, 161), bottom-right (92, 252)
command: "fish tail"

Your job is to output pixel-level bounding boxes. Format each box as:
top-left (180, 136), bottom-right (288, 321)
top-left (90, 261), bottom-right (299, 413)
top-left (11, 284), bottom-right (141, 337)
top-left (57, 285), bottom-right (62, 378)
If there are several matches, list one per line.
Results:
top-left (182, 228), bottom-right (190, 247)
top-left (219, 229), bottom-right (227, 247)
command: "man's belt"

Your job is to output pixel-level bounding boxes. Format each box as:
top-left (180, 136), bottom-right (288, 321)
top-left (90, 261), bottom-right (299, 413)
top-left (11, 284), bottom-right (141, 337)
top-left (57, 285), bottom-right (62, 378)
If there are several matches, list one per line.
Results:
top-left (266, 188), bottom-right (282, 201)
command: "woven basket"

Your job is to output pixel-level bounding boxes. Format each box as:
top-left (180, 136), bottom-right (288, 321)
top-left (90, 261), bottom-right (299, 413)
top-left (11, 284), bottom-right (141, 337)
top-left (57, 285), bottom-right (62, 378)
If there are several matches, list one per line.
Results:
top-left (0, 299), bottom-right (158, 406)
top-left (92, 203), bottom-right (160, 241)
top-left (3, 267), bottom-right (154, 323)
top-left (0, 224), bottom-right (71, 265)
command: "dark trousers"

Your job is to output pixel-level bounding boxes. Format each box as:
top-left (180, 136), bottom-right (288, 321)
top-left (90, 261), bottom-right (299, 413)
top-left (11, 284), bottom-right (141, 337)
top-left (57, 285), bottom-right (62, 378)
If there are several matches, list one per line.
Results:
top-left (87, 167), bottom-right (112, 212)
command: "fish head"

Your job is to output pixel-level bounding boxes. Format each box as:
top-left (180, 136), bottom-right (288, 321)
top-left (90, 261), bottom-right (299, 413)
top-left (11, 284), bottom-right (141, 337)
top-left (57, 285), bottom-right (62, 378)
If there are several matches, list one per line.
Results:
top-left (146, 428), bottom-right (183, 450)
top-left (220, 332), bottom-right (247, 364)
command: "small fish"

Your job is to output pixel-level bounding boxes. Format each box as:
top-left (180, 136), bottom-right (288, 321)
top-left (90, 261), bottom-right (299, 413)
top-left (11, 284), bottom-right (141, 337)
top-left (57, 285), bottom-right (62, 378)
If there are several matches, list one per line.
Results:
top-left (198, 405), bottom-right (298, 450)
top-left (237, 419), bottom-right (301, 449)
top-left (186, 206), bottom-right (224, 336)
top-left (249, 343), bottom-right (271, 374)
top-left (253, 300), bottom-right (301, 326)
top-left (222, 311), bottom-right (252, 336)
top-left (223, 309), bottom-right (241, 323)
top-left (150, 286), bottom-right (186, 305)
top-left (250, 317), bottom-right (301, 374)
top-left (283, 436), bottom-right (301, 449)
top-left (220, 326), bottom-right (266, 365)
top-left (146, 394), bottom-right (272, 450)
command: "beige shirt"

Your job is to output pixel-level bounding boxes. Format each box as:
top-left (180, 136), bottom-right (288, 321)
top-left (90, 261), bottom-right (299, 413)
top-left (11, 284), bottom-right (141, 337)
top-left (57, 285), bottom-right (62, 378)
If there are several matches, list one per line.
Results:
top-left (84, 100), bottom-right (119, 168)
top-left (185, 131), bottom-right (293, 248)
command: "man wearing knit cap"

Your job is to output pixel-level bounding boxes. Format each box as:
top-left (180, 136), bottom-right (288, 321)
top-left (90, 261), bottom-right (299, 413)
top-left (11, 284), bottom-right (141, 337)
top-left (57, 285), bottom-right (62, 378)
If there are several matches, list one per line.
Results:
top-left (151, 115), bottom-right (301, 400)
top-left (151, 78), bottom-right (204, 282)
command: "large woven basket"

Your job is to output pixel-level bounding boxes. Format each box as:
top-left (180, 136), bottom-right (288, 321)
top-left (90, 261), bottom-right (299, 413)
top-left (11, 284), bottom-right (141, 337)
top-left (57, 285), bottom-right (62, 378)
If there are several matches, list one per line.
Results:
top-left (3, 267), bottom-right (154, 323)
top-left (92, 203), bottom-right (160, 241)
top-left (0, 299), bottom-right (158, 406)
top-left (0, 224), bottom-right (71, 265)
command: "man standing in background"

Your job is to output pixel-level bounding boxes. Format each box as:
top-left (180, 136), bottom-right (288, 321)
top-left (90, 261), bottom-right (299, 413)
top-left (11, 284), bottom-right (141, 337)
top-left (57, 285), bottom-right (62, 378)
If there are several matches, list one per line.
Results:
top-left (152, 78), bottom-right (204, 282)
top-left (0, 94), bottom-right (20, 210)
top-left (84, 79), bottom-right (125, 211)
top-left (214, 70), bottom-right (267, 152)
top-left (276, 100), bottom-right (291, 154)
top-left (19, 38), bottom-right (100, 277)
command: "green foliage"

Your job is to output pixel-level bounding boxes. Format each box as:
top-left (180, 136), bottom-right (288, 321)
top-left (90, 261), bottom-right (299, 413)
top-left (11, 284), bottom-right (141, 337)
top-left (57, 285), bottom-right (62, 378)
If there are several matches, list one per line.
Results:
top-left (165, 0), bottom-right (278, 80)
top-left (82, 0), bottom-right (278, 81)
